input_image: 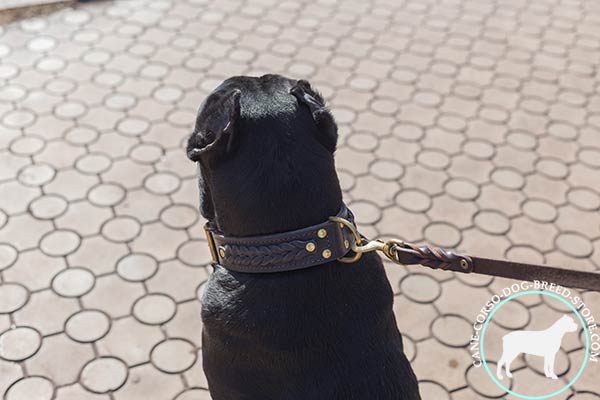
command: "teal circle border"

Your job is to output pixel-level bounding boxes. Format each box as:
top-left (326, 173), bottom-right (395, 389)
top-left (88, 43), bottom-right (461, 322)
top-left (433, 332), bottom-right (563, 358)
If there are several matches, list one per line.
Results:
top-left (480, 290), bottom-right (590, 400)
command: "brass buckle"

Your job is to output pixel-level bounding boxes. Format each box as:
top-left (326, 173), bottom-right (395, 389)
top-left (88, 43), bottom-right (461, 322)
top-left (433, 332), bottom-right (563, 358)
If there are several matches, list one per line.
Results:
top-left (203, 224), bottom-right (219, 263)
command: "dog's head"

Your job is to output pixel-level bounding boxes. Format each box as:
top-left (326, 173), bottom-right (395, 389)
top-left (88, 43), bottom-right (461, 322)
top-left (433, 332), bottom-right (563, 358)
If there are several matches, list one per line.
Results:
top-left (187, 74), bottom-right (342, 236)
top-left (559, 315), bottom-right (578, 333)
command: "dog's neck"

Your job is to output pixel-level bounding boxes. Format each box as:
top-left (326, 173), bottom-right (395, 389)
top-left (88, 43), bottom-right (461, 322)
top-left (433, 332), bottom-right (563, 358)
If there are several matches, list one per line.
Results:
top-left (200, 160), bottom-right (343, 237)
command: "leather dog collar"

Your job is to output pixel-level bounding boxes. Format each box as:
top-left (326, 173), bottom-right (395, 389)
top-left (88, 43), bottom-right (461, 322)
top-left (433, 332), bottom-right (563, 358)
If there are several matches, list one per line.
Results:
top-left (204, 204), bottom-right (357, 273)
top-left (202, 204), bottom-right (600, 290)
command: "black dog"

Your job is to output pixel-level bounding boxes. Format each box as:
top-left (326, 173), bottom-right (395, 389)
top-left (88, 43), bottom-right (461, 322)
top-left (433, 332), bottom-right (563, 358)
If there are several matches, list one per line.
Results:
top-left (187, 74), bottom-right (421, 400)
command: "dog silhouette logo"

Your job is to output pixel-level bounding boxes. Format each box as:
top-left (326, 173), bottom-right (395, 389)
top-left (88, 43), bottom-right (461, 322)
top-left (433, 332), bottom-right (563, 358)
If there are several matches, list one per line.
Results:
top-left (496, 314), bottom-right (578, 380)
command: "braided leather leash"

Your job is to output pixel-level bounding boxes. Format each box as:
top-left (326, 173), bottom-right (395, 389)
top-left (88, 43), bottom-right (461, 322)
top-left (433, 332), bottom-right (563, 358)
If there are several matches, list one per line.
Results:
top-left (383, 240), bottom-right (600, 292)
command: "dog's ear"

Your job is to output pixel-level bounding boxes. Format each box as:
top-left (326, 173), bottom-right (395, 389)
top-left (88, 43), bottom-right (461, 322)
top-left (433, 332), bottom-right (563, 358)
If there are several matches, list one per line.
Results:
top-left (290, 80), bottom-right (338, 153)
top-left (187, 88), bottom-right (241, 162)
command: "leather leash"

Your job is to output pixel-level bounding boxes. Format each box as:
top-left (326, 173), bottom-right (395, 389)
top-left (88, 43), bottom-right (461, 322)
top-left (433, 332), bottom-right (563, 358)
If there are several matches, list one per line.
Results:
top-left (204, 204), bottom-right (600, 292)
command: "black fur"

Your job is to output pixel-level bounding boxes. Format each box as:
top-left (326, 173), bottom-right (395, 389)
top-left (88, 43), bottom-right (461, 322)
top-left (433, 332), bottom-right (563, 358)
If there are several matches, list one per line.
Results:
top-left (187, 74), bottom-right (421, 400)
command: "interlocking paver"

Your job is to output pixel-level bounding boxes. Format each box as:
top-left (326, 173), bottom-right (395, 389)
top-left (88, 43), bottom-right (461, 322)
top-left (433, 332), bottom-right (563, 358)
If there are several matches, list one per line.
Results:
top-left (0, 0), bottom-right (599, 398)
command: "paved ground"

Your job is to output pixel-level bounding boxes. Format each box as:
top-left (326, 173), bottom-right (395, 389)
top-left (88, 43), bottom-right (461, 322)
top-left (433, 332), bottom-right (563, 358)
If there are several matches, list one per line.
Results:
top-left (1, 0), bottom-right (600, 399)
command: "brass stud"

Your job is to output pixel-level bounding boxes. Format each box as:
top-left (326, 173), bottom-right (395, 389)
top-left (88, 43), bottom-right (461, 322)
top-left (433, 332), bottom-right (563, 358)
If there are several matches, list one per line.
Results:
top-left (339, 223), bottom-right (344, 228)
top-left (460, 259), bottom-right (469, 270)
top-left (322, 249), bottom-right (332, 259)
top-left (317, 228), bottom-right (327, 238)
top-left (218, 246), bottom-right (226, 258)
top-left (344, 239), bottom-right (350, 249)
top-left (305, 242), bottom-right (316, 252)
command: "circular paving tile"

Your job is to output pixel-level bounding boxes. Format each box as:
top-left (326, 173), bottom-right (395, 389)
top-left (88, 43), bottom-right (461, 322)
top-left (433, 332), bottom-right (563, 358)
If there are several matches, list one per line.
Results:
top-left (88, 183), bottom-right (126, 207)
top-left (395, 189), bottom-right (432, 213)
top-left (105, 93), bottom-right (136, 110)
top-left (444, 178), bottom-right (479, 200)
top-left (154, 85), bottom-right (184, 103)
top-left (151, 338), bottom-right (197, 373)
top-left (0, 244), bottom-right (18, 271)
top-left (370, 159), bottom-right (404, 181)
top-left (51, 267), bottom-right (95, 297)
top-left (431, 314), bottom-right (472, 347)
top-left (438, 114), bottom-right (467, 131)
top-left (55, 101), bottom-right (86, 119)
top-left (140, 63), bottom-right (169, 79)
top-left (348, 201), bottom-right (381, 224)
top-left (456, 273), bottom-right (494, 288)
top-left (10, 136), bottom-right (45, 156)
top-left (28, 36), bottom-right (56, 51)
top-left (117, 117), bottom-right (150, 136)
top-left (491, 168), bottom-right (525, 190)
top-left (64, 126), bottom-right (99, 146)
top-left (40, 230), bottom-right (80, 256)
top-left (454, 83), bottom-right (480, 99)
top-left (349, 75), bottom-right (377, 91)
top-left (82, 45), bottom-right (112, 59)
top-left (474, 210), bottom-right (511, 235)
top-left (144, 172), bottom-right (181, 195)
top-left (414, 91), bottom-right (442, 107)
top-left (462, 140), bottom-right (495, 160)
top-left (94, 70), bottom-right (124, 87)
top-left (64, 9), bottom-right (91, 24)
top-left (466, 362), bottom-right (509, 398)
top-left (548, 122), bottom-right (578, 140)
top-left (393, 123), bottom-right (423, 141)
top-left (177, 240), bottom-right (213, 267)
top-left (18, 164), bottom-right (55, 186)
top-left (0, 85), bottom-right (26, 102)
top-left (391, 68), bottom-right (418, 83)
top-left (493, 299), bottom-right (530, 330)
top-left (579, 148), bottom-right (600, 168)
top-left (536, 158), bottom-right (569, 179)
top-left (417, 149), bottom-right (450, 170)
top-left (45, 78), bottom-right (76, 95)
top-left (567, 188), bottom-right (600, 211)
top-left (3, 110), bottom-right (36, 128)
top-left (507, 130), bottom-right (537, 150)
top-left (75, 153), bottom-right (112, 175)
top-left (5, 376), bottom-right (54, 400)
top-left (36, 56), bottom-right (65, 72)
top-left (423, 222), bottom-right (461, 248)
top-left (0, 283), bottom-right (29, 314)
top-left (130, 143), bottom-right (163, 164)
top-left (371, 98), bottom-right (398, 115)
top-left (556, 232), bottom-right (593, 258)
top-left (520, 97), bottom-right (547, 114)
top-left (347, 132), bottom-right (379, 152)
top-left (0, 64), bottom-right (18, 80)
top-left (0, 326), bottom-right (42, 361)
top-left (160, 204), bottom-right (198, 229)
top-left (133, 293), bottom-right (177, 325)
top-left (522, 199), bottom-right (558, 222)
top-left (400, 274), bottom-right (442, 303)
top-left (81, 357), bottom-right (128, 393)
top-left (101, 216), bottom-right (141, 243)
top-left (117, 253), bottom-right (159, 281)
top-left (506, 245), bottom-right (545, 264)
top-left (65, 309), bottom-right (111, 343)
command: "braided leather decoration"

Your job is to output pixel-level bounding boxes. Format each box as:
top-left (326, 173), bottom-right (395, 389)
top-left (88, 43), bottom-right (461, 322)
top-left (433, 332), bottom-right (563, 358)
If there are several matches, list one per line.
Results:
top-left (391, 242), bottom-right (472, 272)
top-left (223, 240), bottom-right (311, 267)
